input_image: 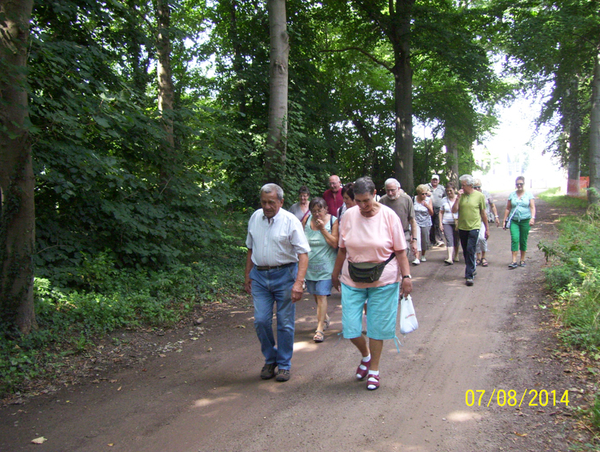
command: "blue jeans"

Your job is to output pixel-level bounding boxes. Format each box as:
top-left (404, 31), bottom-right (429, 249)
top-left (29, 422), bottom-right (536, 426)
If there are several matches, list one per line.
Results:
top-left (250, 264), bottom-right (297, 370)
top-left (459, 229), bottom-right (479, 279)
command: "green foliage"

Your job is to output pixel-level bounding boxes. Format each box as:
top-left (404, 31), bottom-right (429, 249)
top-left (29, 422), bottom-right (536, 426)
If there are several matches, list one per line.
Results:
top-left (540, 194), bottom-right (600, 352)
top-left (0, 244), bottom-right (246, 396)
top-left (592, 391), bottom-right (600, 431)
top-left (553, 263), bottom-right (600, 351)
top-left (539, 223), bottom-right (600, 292)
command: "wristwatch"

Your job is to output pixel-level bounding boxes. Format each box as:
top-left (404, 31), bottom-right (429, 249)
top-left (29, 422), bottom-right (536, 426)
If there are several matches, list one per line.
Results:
top-left (402, 275), bottom-right (412, 279)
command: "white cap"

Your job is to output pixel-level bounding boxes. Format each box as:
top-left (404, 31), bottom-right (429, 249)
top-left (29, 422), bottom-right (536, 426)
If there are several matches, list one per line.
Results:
top-left (431, 174), bottom-right (440, 180)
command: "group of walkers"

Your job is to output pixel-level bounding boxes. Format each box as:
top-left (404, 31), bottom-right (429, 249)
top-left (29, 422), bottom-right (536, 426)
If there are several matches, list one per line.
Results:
top-left (243, 173), bottom-right (535, 390)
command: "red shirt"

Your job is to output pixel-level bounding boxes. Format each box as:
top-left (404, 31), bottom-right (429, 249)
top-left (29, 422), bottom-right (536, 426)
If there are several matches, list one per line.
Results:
top-left (323, 189), bottom-right (344, 216)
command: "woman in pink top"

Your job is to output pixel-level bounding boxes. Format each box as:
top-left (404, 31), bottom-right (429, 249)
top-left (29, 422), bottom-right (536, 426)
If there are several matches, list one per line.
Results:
top-left (332, 177), bottom-right (413, 391)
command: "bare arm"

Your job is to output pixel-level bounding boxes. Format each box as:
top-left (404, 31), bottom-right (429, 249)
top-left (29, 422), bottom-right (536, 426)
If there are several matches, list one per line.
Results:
top-left (529, 199), bottom-right (536, 226)
top-left (395, 249), bottom-right (413, 297)
top-left (502, 200), bottom-right (512, 229)
top-left (481, 209), bottom-right (489, 240)
top-left (331, 247), bottom-right (347, 292)
top-left (451, 192), bottom-right (461, 213)
top-left (410, 217), bottom-right (419, 256)
top-left (491, 202), bottom-right (500, 226)
top-left (424, 197), bottom-right (434, 215)
top-left (317, 215), bottom-right (339, 248)
top-left (291, 253), bottom-right (308, 303)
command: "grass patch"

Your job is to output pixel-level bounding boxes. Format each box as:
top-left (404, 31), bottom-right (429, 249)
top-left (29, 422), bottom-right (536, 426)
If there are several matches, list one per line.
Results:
top-left (537, 187), bottom-right (588, 209)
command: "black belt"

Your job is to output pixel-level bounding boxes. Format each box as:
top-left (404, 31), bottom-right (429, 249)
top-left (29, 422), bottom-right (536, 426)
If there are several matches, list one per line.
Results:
top-left (255, 263), bottom-right (295, 271)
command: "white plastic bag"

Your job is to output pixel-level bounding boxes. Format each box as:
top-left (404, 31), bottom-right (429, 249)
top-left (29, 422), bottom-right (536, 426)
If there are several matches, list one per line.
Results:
top-left (400, 295), bottom-right (418, 335)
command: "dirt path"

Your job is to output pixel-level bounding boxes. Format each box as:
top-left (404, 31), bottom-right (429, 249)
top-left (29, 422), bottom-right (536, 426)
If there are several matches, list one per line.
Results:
top-left (0, 194), bottom-right (593, 451)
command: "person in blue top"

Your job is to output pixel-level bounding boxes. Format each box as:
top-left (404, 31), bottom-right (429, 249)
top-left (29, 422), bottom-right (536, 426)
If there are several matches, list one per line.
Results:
top-left (502, 176), bottom-right (536, 269)
top-left (302, 197), bottom-right (339, 342)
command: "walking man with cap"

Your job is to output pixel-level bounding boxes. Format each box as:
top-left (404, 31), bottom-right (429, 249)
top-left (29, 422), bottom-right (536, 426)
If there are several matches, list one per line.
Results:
top-left (245, 183), bottom-right (310, 382)
top-left (428, 174), bottom-right (446, 246)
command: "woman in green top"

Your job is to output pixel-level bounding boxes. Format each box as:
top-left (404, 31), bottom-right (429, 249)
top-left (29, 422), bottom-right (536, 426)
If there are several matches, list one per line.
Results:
top-left (503, 176), bottom-right (536, 269)
top-left (303, 197), bottom-right (339, 342)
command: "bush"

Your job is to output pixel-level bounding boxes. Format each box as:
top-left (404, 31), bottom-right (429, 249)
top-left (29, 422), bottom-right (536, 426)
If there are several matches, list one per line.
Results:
top-left (539, 206), bottom-right (600, 293)
top-left (555, 263), bottom-right (600, 352)
top-left (0, 248), bottom-right (246, 396)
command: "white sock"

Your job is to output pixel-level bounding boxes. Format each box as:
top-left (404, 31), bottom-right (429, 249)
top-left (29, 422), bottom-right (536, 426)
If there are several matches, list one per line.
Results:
top-left (362, 354), bottom-right (371, 363)
top-left (368, 370), bottom-right (379, 377)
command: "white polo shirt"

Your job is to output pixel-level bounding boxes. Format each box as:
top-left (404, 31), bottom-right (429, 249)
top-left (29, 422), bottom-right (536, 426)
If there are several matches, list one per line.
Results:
top-left (246, 208), bottom-right (310, 267)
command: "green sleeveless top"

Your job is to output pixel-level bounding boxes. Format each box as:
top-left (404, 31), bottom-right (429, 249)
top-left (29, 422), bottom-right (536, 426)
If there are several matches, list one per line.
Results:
top-left (304, 215), bottom-right (338, 281)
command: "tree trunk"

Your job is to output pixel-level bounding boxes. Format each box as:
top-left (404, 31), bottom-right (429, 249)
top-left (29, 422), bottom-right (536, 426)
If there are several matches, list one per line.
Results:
top-left (0, 0), bottom-right (36, 334)
top-left (589, 50), bottom-right (600, 205)
top-left (391, 0), bottom-right (415, 194)
top-left (265, 0), bottom-right (289, 186)
top-left (444, 132), bottom-right (459, 186)
top-left (156, 0), bottom-right (175, 186)
top-left (566, 76), bottom-right (581, 197)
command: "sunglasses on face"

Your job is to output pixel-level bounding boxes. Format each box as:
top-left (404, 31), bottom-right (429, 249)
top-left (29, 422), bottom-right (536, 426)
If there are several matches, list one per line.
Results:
top-left (516, 183), bottom-right (524, 186)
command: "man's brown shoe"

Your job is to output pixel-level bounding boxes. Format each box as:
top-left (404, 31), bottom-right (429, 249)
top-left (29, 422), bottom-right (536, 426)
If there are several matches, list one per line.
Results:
top-left (260, 363), bottom-right (276, 380)
top-left (275, 369), bottom-right (290, 382)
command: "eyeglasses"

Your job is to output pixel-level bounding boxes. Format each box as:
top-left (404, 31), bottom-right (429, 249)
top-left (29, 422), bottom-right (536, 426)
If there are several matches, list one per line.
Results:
top-left (474, 186), bottom-right (481, 189)
top-left (516, 183), bottom-right (524, 187)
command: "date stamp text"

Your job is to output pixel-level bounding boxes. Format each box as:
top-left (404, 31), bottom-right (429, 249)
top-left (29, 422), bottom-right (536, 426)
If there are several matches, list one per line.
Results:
top-left (465, 389), bottom-right (569, 408)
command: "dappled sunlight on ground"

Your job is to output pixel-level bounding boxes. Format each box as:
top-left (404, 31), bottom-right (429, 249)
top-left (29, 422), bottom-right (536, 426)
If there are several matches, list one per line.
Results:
top-left (446, 410), bottom-right (483, 422)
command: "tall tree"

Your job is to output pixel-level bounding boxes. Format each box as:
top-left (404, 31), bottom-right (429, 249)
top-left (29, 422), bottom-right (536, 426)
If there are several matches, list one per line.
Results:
top-left (590, 52), bottom-right (600, 204)
top-left (265, 0), bottom-right (289, 185)
top-left (499, 0), bottom-right (600, 203)
top-left (350, 0), bottom-right (416, 192)
top-left (156, 0), bottom-right (175, 188)
top-left (0, 0), bottom-right (36, 334)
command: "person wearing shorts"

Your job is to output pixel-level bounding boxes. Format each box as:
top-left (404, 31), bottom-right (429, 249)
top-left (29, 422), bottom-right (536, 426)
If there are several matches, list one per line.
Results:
top-left (303, 197), bottom-right (339, 342)
top-left (332, 177), bottom-right (412, 391)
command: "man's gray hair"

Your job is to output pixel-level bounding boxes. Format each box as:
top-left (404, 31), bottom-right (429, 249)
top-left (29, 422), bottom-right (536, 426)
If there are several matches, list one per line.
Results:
top-left (384, 178), bottom-right (401, 188)
top-left (459, 174), bottom-right (475, 187)
top-left (354, 177), bottom-right (376, 195)
top-left (261, 183), bottom-right (284, 200)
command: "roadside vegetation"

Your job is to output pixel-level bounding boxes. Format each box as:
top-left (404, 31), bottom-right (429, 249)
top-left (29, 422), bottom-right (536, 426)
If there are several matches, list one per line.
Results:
top-left (0, 215), bottom-right (247, 397)
top-left (538, 188), bottom-right (600, 436)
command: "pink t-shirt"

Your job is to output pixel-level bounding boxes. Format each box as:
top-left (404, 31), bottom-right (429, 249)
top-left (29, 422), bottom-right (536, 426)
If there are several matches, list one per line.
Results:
top-left (338, 205), bottom-right (406, 288)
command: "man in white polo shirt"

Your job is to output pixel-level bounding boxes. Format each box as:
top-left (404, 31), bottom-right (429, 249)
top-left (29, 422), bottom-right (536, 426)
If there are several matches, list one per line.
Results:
top-left (244, 183), bottom-right (310, 382)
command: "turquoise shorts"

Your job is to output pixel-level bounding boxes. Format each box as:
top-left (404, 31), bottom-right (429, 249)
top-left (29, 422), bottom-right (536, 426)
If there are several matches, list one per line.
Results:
top-left (340, 282), bottom-right (400, 340)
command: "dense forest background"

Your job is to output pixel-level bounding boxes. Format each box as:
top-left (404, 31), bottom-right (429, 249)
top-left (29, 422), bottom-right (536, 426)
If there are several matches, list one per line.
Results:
top-left (0, 0), bottom-right (599, 341)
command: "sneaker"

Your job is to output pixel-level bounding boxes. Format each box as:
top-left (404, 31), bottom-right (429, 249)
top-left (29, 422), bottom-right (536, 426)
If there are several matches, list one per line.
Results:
top-left (412, 258), bottom-right (421, 265)
top-left (421, 257), bottom-right (427, 262)
top-left (275, 369), bottom-right (290, 382)
top-left (444, 259), bottom-right (453, 265)
top-left (466, 278), bottom-right (474, 286)
top-left (437, 241), bottom-right (446, 247)
top-left (508, 262), bottom-right (518, 269)
top-left (260, 363), bottom-right (277, 380)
